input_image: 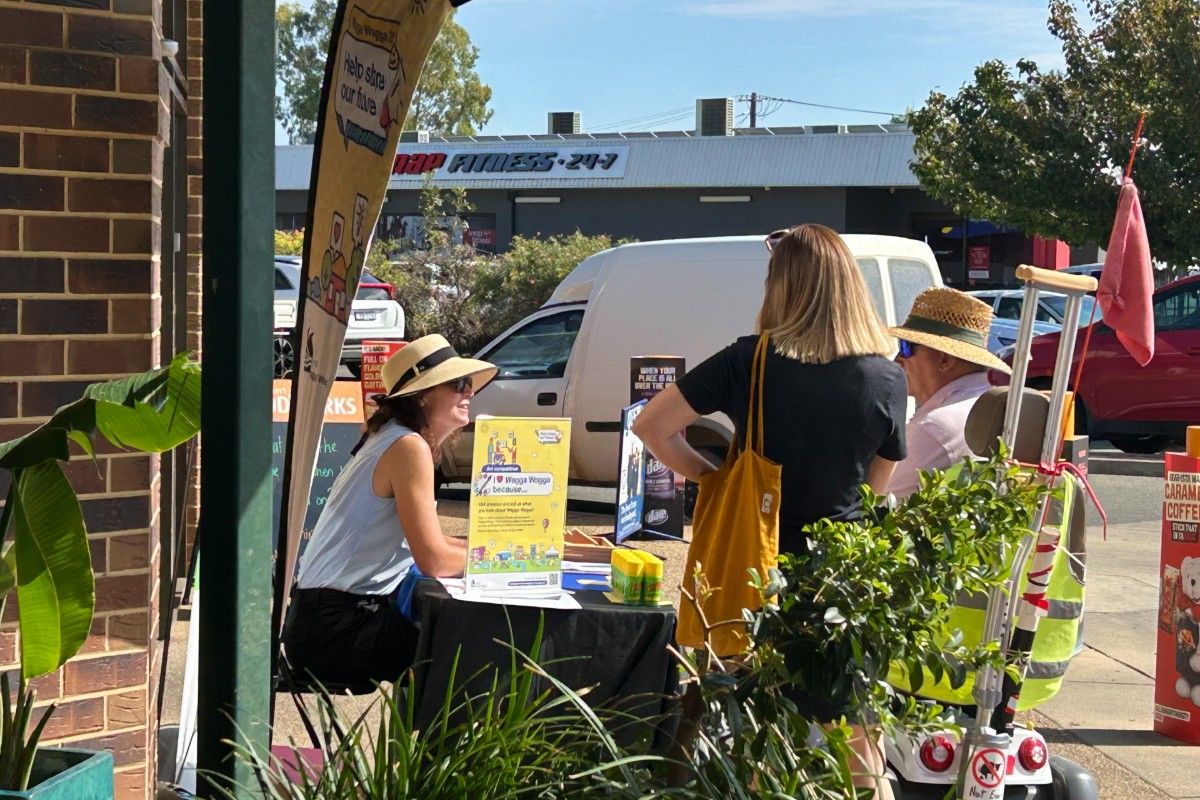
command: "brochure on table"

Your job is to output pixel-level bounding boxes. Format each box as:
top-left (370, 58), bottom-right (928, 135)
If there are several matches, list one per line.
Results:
top-left (616, 401), bottom-right (647, 544)
top-left (465, 416), bottom-right (571, 598)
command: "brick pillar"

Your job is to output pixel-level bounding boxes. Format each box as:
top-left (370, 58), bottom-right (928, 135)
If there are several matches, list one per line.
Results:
top-left (0, 2), bottom-right (169, 798)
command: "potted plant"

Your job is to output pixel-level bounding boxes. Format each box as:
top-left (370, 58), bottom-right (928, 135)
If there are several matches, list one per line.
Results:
top-left (0, 354), bottom-right (201, 798)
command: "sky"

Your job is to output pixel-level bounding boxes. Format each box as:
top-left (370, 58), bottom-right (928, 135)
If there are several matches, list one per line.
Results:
top-left (275, 0), bottom-right (1070, 144)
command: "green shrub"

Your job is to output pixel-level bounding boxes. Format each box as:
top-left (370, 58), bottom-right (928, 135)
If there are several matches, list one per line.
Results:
top-left (754, 451), bottom-right (1049, 731)
top-left (474, 232), bottom-right (625, 338)
top-left (275, 229), bottom-right (305, 256)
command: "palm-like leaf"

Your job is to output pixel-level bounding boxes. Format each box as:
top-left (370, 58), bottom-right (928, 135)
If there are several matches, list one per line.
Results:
top-left (0, 354), bottom-right (201, 683)
top-left (11, 462), bottom-right (94, 680)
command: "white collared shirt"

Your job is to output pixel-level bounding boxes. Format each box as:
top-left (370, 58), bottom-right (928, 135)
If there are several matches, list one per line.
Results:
top-left (886, 371), bottom-right (991, 500)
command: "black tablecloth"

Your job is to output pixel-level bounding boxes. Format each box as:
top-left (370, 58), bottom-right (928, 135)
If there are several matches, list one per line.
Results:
top-left (411, 579), bottom-right (679, 746)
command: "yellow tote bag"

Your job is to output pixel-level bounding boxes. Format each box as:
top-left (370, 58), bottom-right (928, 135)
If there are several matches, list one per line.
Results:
top-left (677, 333), bottom-right (781, 656)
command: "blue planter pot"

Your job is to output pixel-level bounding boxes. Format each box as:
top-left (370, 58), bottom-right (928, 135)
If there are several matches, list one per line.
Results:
top-left (0, 749), bottom-right (113, 800)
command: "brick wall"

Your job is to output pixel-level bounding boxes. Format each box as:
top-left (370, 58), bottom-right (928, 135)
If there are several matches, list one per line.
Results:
top-left (0, 1), bottom-right (170, 798)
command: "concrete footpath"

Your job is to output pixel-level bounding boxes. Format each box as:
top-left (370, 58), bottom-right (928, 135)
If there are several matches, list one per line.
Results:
top-left (1027, 472), bottom-right (1198, 799)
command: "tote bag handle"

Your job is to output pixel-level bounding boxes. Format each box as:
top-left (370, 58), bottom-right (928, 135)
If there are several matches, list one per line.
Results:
top-left (745, 332), bottom-right (769, 456)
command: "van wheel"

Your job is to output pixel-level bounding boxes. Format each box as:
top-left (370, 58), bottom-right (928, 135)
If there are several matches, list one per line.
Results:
top-left (684, 446), bottom-right (727, 522)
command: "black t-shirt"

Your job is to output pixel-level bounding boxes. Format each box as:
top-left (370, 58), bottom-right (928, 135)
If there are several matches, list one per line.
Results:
top-left (677, 335), bottom-right (908, 553)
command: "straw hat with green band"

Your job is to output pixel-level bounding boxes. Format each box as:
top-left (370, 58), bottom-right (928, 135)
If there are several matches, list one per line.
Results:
top-left (889, 287), bottom-right (1012, 374)
top-left (380, 334), bottom-right (498, 398)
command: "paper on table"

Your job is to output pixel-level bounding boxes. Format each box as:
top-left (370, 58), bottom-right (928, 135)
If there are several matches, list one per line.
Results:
top-left (562, 561), bottom-right (612, 574)
top-left (436, 578), bottom-right (582, 610)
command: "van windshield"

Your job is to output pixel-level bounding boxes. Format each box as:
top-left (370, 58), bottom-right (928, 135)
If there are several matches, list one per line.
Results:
top-left (484, 309), bottom-right (585, 379)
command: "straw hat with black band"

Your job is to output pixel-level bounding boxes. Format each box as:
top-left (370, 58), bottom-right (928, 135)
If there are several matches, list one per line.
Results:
top-left (889, 287), bottom-right (1012, 374)
top-left (380, 334), bottom-right (498, 398)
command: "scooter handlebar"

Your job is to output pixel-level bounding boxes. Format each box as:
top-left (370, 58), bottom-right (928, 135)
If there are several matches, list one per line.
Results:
top-left (1015, 264), bottom-right (1099, 294)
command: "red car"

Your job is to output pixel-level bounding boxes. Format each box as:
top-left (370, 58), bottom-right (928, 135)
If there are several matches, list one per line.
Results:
top-left (998, 273), bottom-right (1200, 454)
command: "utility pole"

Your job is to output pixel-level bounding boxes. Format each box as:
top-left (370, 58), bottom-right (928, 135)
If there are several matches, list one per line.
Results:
top-left (749, 92), bottom-right (757, 128)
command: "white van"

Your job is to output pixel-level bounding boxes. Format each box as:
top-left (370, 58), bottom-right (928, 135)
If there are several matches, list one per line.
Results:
top-left (440, 235), bottom-right (943, 486)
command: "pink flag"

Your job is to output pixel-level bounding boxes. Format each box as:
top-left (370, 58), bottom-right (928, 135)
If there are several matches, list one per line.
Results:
top-left (1097, 179), bottom-right (1154, 366)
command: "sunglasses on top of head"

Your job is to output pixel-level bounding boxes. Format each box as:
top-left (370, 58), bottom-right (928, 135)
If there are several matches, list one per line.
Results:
top-left (444, 376), bottom-right (473, 394)
top-left (764, 227), bottom-right (796, 253)
top-left (896, 340), bottom-right (918, 359)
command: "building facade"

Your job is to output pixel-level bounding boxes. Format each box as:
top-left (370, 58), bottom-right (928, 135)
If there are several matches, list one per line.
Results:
top-left (0, 0), bottom-right (202, 797)
top-left (276, 123), bottom-right (1095, 287)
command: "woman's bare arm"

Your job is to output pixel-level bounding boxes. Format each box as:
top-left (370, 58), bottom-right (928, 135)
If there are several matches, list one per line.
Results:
top-left (374, 435), bottom-right (466, 577)
top-left (865, 454), bottom-right (899, 496)
top-left (631, 384), bottom-right (717, 482)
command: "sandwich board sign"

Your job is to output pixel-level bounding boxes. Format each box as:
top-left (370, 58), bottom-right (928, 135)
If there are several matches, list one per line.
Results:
top-left (629, 356), bottom-right (685, 540)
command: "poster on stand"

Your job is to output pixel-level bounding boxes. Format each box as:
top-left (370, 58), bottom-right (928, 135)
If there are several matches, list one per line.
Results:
top-left (276, 0), bottom-right (456, 618)
top-left (630, 356), bottom-right (686, 540)
top-left (615, 401), bottom-right (647, 544)
top-left (358, 340), bottom-right (407, 414)
top-left (465, 416), bottom-right (570, 595)
top-left (1155, 449), bottom-right (1200, 744)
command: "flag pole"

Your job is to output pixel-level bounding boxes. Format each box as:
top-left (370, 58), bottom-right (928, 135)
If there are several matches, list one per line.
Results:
top-left (1060, 112), bottom-right (1150, 467)
top-left (1124, 112), bottom-right (1147, 181)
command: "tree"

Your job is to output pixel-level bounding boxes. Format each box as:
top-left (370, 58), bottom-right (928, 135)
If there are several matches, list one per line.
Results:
top-left (475, 232), bottom-right (626, 336)
top-left (909, 0), bottom-right (1200, 275)
top-left (275, 0), bottom-right (335, 145)
top-left (371, 177), bottom-right (493, 353)
top-left (275, 8), bottom-right (492, 145)
top-left (404, 16), bottom-right (493, 137)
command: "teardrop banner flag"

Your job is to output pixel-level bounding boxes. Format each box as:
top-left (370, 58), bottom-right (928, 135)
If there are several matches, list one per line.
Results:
top-left (274, 0), bottom-right (472, 638)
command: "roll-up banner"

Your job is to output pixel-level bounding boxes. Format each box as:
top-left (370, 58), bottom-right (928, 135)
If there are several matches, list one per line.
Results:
top-left (274, 0), bottom-right (470, 635)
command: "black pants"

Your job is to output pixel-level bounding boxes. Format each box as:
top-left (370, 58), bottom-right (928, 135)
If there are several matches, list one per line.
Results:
top-left (282, 587), bottom-right (421, 687)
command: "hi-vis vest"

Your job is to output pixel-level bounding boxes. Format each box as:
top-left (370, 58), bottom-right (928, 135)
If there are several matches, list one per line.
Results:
top-left (887, 475), bottom-right (1086, 711)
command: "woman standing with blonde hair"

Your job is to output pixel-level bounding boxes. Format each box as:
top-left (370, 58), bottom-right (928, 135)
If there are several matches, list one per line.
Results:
top-left (635, 223), bottom-right (907, 554)
top-left (634, 223), bottom-right (907, 799)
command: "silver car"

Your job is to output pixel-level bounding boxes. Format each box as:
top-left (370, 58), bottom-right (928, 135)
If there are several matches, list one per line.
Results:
top-left (969, 289), bottom-right (1098, 354)
top-left (273, 256), bottom-right (406, 377)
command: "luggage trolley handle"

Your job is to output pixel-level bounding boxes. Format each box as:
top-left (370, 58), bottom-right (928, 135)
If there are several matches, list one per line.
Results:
top-left (1013, 266), bottom-right (1097, 469)
top-left (989, 265), bottom-right (1098, 735)
top-left (972, 265), bottom-right (1099, 737)
top-left (1002, 265), bottom-right (1099, 452)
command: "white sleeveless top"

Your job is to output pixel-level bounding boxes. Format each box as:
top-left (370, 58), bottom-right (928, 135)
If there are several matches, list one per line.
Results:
top-left (295, 421), bottom-right (417, 595)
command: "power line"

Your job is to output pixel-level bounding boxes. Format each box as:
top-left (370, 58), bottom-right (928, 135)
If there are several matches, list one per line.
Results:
top-left (587, 105), bottom-right (692, 132)
top-left (738, 94), bottom-right (901, 118)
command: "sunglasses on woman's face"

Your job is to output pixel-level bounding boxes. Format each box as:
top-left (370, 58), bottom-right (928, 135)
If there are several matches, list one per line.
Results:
top-left (764, 228), bottom-right (793, 253)
top-left (896, 340), bottom-right (918, 359)
top-left (444, 376), bottom-right (473, 394)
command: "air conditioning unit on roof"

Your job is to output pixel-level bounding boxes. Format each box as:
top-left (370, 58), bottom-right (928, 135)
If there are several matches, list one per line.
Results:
top-left (695, 98), bottom-right (734, 137)
top-left (547, 112), bottom-right (581, 135)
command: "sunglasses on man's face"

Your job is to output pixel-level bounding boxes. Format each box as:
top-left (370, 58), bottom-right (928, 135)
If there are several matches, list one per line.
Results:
top-left (444, 376), bottom-right (473, 394)
top-left (764, 227), bottom-right (794, 253)
top-left (896, 340), bottom-right (918, 359)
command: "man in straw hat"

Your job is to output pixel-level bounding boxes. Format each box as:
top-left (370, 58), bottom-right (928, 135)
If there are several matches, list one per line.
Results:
top-left (886, 287), bottom-right (1011, 499)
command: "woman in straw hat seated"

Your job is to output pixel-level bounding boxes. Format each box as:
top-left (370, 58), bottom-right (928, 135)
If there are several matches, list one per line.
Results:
top-left (886, 288), bottom-right (1011, 500)
top-left (283, 334), bottom-right (497, 687)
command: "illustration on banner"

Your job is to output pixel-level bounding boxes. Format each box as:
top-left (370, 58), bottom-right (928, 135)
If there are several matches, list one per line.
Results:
top-left (307, 193), bottom-right (369, 325)
top-left (466, 417), bottom-right (570, 593)
top-left (335, 6), bottom-right (408, 155)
